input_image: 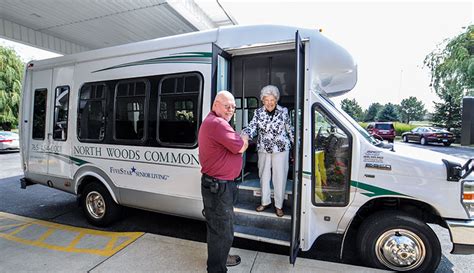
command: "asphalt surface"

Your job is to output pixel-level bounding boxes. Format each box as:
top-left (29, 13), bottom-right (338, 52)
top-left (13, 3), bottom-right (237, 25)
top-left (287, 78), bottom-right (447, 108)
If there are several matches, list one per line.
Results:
top-left (0, 142), bottom-right (473, 272)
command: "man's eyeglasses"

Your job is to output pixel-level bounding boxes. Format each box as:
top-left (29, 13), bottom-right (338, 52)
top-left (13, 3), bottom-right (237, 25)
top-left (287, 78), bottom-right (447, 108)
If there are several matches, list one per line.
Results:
top-left (221, 103), bottom-right (236, 110)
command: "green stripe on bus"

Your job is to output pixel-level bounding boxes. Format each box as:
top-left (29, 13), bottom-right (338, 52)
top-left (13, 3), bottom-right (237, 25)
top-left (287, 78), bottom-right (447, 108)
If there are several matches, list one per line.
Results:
top-left (47, 152), bottom-right (90, 166)
top-left (92, 52), bottom-right (212, 73)
top-left (351, 180), bottom-right (407, 197)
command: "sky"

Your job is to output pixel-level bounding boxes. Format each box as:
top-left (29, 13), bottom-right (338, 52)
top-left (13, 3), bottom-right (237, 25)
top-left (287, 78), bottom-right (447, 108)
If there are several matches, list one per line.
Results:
top-left (1, 1), bottom-right (472, 112)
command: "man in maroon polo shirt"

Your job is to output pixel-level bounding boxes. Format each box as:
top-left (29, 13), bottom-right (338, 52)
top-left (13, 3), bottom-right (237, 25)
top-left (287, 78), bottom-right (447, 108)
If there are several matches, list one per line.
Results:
top-left (198, 91), bottom-right (248, 273)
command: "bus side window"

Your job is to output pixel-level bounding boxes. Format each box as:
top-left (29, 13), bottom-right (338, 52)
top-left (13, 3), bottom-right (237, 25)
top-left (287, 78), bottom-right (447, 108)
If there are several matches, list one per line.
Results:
top-left (157, 73), bottom-right (202, 146)
top-left (32, 89), bottom-right (47, 140)
top-left (78, 84), bottom-right (106, 142)
top-left (312, 105), bottom-right (351, 206)
top-left (114, 80), bottom-right (148, 142)
top-left (53, 86), bottom-right (70, 141)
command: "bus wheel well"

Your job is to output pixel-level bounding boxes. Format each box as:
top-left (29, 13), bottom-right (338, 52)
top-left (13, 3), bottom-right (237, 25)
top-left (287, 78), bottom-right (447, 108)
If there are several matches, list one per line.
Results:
top-left (341, 197), bottom-right (444, 260)
top-left (77, 176), bottom-right (102, 197)
top-left (351, 197), bottom-right (444, 230)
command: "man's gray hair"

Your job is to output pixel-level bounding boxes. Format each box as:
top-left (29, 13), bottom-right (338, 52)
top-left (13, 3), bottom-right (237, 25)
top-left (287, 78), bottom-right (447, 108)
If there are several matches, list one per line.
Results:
top-left (260, 85), bottom-right (280, 101)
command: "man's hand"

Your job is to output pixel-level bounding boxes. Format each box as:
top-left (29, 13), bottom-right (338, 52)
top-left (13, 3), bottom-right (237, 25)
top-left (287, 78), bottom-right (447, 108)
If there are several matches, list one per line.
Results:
top-left (238, 134), bottom-right (249, 153)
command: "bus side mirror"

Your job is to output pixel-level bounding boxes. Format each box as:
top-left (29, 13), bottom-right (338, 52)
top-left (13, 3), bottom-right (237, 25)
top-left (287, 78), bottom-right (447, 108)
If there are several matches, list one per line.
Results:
top-left (442, 159), bottom-right (462, 182)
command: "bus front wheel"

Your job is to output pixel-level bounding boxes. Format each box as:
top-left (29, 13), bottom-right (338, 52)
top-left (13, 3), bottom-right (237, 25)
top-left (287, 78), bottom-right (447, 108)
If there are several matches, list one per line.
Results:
top-left (356, 211), bottom-right (441, 272)
top-left (81, 182), bottom-right (122, 227)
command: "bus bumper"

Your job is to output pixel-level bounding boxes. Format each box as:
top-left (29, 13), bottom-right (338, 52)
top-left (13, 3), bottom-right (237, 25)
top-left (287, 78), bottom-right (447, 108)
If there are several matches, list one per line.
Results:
top-left (446, 219), bottom-right (474, 254)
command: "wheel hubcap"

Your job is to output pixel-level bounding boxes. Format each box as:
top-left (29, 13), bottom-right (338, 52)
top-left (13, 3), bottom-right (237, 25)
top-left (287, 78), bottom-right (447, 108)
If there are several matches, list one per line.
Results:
top-left (375, 229), bottom-right (425, 271)
top-left (86, 191), bottom-right (106, 219)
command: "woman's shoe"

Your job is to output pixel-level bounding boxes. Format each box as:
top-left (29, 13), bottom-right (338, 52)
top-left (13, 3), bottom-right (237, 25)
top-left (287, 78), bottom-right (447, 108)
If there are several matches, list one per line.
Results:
top-left (275, 208), bottom-right (284, 217)
top-left (256, 204), bottom-right (270, 212)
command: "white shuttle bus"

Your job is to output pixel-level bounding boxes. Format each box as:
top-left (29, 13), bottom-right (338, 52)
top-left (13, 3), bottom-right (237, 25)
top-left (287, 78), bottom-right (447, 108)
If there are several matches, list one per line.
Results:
top-left (19, 25), bottom-right (474, 272)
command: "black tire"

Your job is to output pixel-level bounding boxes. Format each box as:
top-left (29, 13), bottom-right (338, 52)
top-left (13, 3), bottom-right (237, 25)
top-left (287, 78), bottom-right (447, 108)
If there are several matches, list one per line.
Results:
top-left (81, 182), bottom-right (122, 227)
top-left (356, 211), bottom-right (441, 272)
top-left (420, 137), bottom-right (427, 145)
top-left (443, 142), bottom-right (451, 147)
top-left (403, 135), bottom-right (408, 142)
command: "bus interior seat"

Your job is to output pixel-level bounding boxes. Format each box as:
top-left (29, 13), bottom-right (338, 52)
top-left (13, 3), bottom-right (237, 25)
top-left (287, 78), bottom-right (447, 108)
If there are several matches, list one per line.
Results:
top-left (115, 121), bottom-right (138, 139)
top-left (159, 120), bottom-right (195, 143)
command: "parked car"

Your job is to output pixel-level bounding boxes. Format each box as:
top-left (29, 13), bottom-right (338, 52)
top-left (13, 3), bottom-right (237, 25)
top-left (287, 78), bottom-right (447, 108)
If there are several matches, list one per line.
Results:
top-left (366, 122), bottom-right (396, 142)
top-left (401, 127), bottom-right (455, 146)
top-left (0, 131), bottom-right (20, 151)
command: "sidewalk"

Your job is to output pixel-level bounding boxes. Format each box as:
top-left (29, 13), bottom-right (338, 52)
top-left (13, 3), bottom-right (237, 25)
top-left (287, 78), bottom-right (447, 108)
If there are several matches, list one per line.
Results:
top-left (90, 233), bottom-right (389, 273)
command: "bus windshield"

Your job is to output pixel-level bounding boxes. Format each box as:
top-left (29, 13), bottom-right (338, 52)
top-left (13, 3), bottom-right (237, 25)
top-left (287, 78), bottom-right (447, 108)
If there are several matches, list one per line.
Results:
top-left (319, 95), bottom-right (382, 147)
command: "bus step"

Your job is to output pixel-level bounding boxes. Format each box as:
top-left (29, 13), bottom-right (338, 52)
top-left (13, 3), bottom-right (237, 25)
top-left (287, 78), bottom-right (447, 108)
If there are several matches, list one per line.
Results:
top-left (234, 207), bottom-right (291, 234)
top-left (237, 187), bottom-right (293, 209)
top-left (239, 178), bottom-right (293, 194)
top-left (234, 224), bottom-right (291, 246)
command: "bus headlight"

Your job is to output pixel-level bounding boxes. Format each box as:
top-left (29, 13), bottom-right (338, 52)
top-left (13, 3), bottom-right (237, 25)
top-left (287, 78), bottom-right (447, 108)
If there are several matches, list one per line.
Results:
top-left (462, 180), bottom-right (474, 218)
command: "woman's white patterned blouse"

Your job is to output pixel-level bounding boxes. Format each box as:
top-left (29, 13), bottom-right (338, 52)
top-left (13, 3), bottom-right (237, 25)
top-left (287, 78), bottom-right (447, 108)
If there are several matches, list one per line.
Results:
top-left (242, 105), bottom-right (294, 153)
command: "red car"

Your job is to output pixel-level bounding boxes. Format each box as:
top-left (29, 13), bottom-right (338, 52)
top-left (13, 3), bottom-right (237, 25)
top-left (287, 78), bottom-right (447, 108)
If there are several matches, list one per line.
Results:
top-left (401, 127), bottom-right (455, 146)
top-left (367, 122), bottom-right (396, 142)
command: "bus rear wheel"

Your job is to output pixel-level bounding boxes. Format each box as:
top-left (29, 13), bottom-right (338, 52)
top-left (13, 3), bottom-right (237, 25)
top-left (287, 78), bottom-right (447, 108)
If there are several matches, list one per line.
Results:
top-left (356, 211), bottom-right (441, 272)
top-left (81, 182), bottom-right (122, 227)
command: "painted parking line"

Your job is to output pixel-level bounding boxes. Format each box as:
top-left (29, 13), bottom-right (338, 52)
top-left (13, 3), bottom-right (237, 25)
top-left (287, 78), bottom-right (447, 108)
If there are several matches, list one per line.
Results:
top-left (0, 212), bottom-right (143, 256)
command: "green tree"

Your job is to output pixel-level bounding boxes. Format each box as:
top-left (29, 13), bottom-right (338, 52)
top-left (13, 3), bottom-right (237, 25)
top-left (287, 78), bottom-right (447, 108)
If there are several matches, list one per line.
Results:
top-left (341, 98), bottom-right (363, 121)
top-left (0, 46), bottom-right (24, 129)
top-left (399, 96), bottom-right (427, 124)
top-left (376, 103), bottom-right (399, 121)
top-left (364, 102), bottom-right (382, 122)
top-left (424, 25), bottom-right (474, 132)
top-left (431, 80), bottom-right (463, 133)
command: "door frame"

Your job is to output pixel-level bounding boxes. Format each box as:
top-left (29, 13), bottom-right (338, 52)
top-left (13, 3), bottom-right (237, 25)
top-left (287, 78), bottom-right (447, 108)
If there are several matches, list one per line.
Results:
top-left (290, 31), bottom-right (305, 264)
top-left (211, 43), bottom-right (232, 103)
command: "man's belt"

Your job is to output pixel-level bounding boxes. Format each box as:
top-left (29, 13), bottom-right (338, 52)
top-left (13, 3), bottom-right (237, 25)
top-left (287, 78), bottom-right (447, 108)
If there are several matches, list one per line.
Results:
top-left (202, 173), bottom-right (234, 184)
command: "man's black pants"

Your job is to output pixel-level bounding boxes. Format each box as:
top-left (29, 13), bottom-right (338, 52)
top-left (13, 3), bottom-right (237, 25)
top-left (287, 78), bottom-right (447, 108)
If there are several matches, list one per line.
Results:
top-left (201, 175), bottom-right (238, 273)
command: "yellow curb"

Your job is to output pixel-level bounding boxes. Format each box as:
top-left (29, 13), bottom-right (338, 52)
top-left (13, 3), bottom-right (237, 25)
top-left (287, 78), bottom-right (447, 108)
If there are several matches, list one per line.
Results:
top-left (0, 212), bottom-right (144, 256)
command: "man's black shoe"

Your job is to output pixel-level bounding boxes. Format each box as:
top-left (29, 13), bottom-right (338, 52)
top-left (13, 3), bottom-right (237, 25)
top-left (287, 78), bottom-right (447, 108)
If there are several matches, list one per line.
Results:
top-left (226, 255), bottom-right (241, 267)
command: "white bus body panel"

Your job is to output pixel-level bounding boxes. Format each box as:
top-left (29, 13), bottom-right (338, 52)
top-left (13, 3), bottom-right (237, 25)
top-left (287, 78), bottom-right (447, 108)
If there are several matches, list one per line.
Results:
top-left (27, 69), bottom-right (53, 177)
top-left (68, 43), bottom-right (212, 219)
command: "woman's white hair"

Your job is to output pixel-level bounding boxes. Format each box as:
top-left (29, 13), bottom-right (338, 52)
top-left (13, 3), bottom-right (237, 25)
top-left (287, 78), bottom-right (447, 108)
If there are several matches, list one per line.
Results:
top-left (260, 85), bottom-right (280, 101)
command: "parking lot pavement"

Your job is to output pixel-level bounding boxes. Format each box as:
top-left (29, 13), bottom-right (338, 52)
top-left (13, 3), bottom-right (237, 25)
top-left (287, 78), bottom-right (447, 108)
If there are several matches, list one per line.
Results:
top-left (396, 141), bottom-right (473, 159)
top-left (0, 151), bottom-right (22, 179)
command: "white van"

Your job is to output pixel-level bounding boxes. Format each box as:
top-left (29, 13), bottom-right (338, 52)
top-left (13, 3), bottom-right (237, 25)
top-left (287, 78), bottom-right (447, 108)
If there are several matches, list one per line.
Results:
top-left (19, 25), bottom-right (473, 272)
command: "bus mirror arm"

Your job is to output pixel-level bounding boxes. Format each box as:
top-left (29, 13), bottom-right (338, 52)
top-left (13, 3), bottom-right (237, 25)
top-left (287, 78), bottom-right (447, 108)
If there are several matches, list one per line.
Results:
top-left (461, 158), bottom-right (474, 179)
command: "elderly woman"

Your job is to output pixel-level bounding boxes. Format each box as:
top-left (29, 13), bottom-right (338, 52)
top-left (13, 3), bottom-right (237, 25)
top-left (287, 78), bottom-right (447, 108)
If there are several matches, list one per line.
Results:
top-left (242, 85), bottom-right (294, 217)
